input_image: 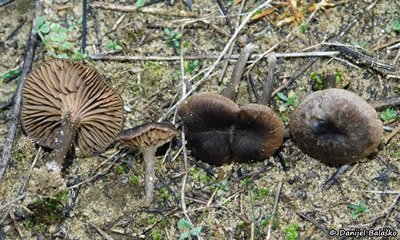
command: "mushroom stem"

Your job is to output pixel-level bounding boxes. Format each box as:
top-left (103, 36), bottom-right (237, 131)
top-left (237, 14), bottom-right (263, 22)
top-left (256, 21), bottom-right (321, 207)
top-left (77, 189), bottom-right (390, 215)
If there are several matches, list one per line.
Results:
top-left (47, 112), bottom-right (76, 172)
top-left (143, 146), bottom-right (156, 206)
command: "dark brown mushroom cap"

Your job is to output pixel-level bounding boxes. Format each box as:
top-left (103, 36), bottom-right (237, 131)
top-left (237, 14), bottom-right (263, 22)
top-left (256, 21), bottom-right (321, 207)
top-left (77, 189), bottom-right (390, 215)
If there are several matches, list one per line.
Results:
top-left (117, 122), bottom-right (177, 150)
top-left (21, 59), bottom-right (124, 156)
top-left (232, 104), bottom-right (284, 163)
top-left (177, 93), bottom-right (239, 165)
top-left (177, 93), bottom-right (284, 165)
top-left (290, 89), bottom-right (383, 166)
top-left (177, 92), bottom-right (240, 130)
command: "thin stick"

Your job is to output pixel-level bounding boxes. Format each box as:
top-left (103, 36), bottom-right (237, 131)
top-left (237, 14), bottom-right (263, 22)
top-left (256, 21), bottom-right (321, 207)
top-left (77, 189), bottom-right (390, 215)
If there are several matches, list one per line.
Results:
top-left (67, 150), bottom-right (128, 190)
top-left (321, 164), bottom-right (351, 190)
top-left (247, 0), bottom-right (326, 72)
top-left (215, 0), bottom-right (234, 33)
top-left (265, 180), bottom-right (283, 240)
top-left (90, 51), bottom-right (340, 62)
top-left (371, 96), bottom-right (400, 111)
top-left (157, 65), bottom-right (220, 122)
top-left (104, 13), bottom-right (126, 37)
top-left (222, 43), bottom-right (255, 100)
top-left (333, 44), bottom-right (397, 74)
top-left (178, 36), bottom-right (193, 226)
top-left (0, 0), bottom-right (42, 181)
top-left (158, 2), bottom-right (273, 121)
top-left (81, 0), bottom-right (87, 53)
top-left (0, 193), bottom-right (26, 212)
top-left (355, 190), bottom-right (400, 194)
top-left (296, 212), bottom-right (329, 235)
top-left (382, 193), bottom-right (400, 227)
top-left (272, 0), bottom-right (379, 96)
top-left (217, 0), bottom-right (245, 85)
top-left (384, 124), bottom-right (400, 144)
top-left (259, 53), bottom-right (277, 104)
top-left (89, 221), bottom-right (114, 240)
top-left (0, 0), bottom-right (14, 7)
top-left (91, 2), bottom-right (198, 17)
top-left (0, 148), bottom-right (42, 224)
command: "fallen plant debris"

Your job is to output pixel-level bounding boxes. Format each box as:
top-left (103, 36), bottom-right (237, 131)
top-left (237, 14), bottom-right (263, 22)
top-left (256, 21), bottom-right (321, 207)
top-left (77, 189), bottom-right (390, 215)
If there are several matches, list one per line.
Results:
top-left (0, 0), bottom-right (399, 239)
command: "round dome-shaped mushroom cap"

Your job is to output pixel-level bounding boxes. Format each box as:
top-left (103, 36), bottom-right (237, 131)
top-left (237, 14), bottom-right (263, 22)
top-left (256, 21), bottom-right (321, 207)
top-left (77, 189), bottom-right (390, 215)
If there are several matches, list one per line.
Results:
top-left (233, 104), bottom-right (284, 163)
top-left (178, 93), bottom-right (239, 166)
top-left (21, 59), bottom-right (124, 155)
top-left (117, 122), bottom-right (177, 149)
top-left (177, 92), bottom-right (240, 130)
top-left (178, 93), bottom-right (285, 165)
top-left (290, 89), bottom-right (383, 166)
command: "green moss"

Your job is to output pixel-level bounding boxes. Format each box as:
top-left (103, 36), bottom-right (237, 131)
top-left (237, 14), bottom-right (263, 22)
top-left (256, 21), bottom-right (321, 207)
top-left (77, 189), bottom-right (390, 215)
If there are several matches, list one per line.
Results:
top-left (130, 175), bottom-right (139, 186)
top-left (143, 61), bottom-right (163, 87)
top-left (283, 224), bottom-right (299, 240)
top-left (151, 228), bottom-right (162, 240)
top-left (27, 196), bottom-right (66, 224)
top-left (159, 188), bottom-right (170, 200)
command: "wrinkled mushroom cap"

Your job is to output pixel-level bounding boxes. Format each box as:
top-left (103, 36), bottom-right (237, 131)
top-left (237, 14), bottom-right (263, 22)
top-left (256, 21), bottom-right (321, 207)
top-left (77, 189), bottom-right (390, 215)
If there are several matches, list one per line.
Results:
top-left (21, 59), bottom-right (124, 155)
top-left (117, 122), bottom-right (177, 150)
top-left (178, 93), bottom-right (284, 165)
top-left (290, 89), bottom-right (383, 166)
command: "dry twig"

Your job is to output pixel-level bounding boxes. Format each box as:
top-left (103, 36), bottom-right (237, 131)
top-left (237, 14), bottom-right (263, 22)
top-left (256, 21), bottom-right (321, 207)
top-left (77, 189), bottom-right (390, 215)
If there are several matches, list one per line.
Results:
top-left (332, 44), bottom-right (397, 75)
top-left (296, 212), bottom-right (329, 235)
top-left (321, 164), bottom-right (351, 190)
top-left (259, 53), bottom-right (277, 104)
top-left (91, 2), bottom-right (198, 17)
top-left (89, 221), bottom-right (114, 240)
top-left (265, 180), bottom-right (283, 240)
top-left (157, 1), bottom-right (273, 121)
top-left (272, 0), bottom-right (379, 96)
top-left (90, 51), bottom-right (340, 62)
top-left (217, 0), bottom-right (246, 84)
top-left (222, 43), bottom-right (255, 100)
top-left (372, 96), bottom-right (400, 111)
top-left (0, 0), bottom-right (42, 181)
top-left (382, 193), bottom-right (400, 227)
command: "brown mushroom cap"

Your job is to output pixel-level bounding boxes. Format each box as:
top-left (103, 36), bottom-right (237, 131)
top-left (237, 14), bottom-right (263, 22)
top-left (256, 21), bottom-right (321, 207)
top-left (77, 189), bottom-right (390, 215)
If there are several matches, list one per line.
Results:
top-left (117, 122), bottom-right (177, 206)
top-left (117, 122), bottom-right (177, 149)
top-left (21, 59), bottom-right (124, 156)
top-left (233, 104), bottom-right (284, 163)
top-left (177, 93), bottom-right (240, 165)
top-left (290, 89), bottom-right (383, 166)
top-left (178, 93), bottom-right (284, 165)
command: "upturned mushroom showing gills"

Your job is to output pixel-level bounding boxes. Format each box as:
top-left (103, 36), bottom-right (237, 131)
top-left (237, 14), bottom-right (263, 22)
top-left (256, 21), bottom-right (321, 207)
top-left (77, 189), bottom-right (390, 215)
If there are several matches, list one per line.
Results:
top-left (116, 122), bottom-right (177, 206)
top-left (177, 93), bottom-right (284, 165)
top-left (290, 89), bottom-right (383, 166)
top-left (21, 59), bottom-right (124, 172)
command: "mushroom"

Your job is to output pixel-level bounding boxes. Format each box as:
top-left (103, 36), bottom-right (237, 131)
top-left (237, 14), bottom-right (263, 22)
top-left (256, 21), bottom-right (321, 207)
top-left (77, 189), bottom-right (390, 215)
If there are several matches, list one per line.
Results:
top-left (290, 88), bottom-right (383, 166)
top-left (177, 93), bottom-right (284, 165)
top-left (116, 122), bottom-right (177, 206)
top-left (177, 93), bottom-right (240, 165)
top-left (21, 59), bottom-right (124, 172)
top-left (232, 104), bottom-right (284, 163)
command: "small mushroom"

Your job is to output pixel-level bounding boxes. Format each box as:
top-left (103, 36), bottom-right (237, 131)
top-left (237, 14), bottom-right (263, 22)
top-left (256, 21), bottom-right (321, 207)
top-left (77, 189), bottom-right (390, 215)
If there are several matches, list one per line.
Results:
top-left (21, 59), bottom-right (124, 172)
top-left (232, 104), bottom-right (284, 163)
top-left (116, 122), bottom-right (177, 206)
top-left (290, 89), bottom-right (383, 166)
top-left (178, 93), bottom-right (284, 165)
top-left (177, 93), bottom-right (240, 165)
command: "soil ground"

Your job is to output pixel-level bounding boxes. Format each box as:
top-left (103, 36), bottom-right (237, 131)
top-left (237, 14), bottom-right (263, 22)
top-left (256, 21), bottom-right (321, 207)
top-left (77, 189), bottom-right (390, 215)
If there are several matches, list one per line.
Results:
top-left (0, 0), bottom-right (399, 239)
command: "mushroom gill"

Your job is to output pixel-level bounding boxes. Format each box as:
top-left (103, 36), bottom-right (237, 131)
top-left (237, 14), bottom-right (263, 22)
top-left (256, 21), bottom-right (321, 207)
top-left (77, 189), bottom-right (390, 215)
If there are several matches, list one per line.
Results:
top-left (21, 59), bottom-right (124, 171)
